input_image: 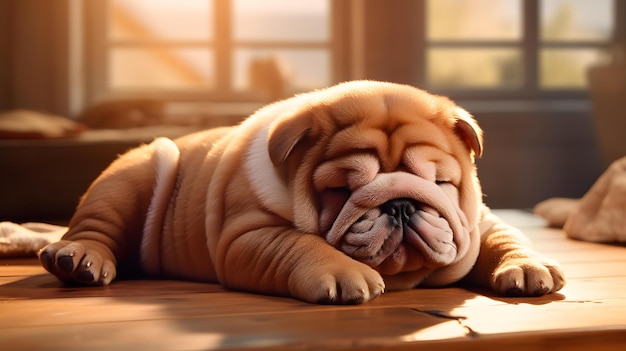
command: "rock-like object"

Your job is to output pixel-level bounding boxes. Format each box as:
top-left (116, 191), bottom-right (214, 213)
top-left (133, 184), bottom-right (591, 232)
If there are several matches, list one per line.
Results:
top-left (535, 156), bottom-right (626, 243)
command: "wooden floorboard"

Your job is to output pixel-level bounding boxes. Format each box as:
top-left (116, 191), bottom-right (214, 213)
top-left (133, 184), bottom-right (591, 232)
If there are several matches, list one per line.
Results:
top-left (1, 210), bottom-right (626, 350)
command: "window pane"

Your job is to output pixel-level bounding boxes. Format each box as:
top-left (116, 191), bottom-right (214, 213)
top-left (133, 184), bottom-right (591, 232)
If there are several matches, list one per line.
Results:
top-left (427, 48), bottom-right (523, 88)
top-left (540, 48), bottom-right (601, 89)
top-left (110, 0), bottom-right (212, 41)
top-left (233, 49), bottom-right (330, 94)
top-left (233, 0), bottom-right (329, 41)
top-left (540, 0), bottom-right (613, 42)
top-left (427, 0), bottom-right (521, 41)
top-left (110, 48), bottom-right (214, 89)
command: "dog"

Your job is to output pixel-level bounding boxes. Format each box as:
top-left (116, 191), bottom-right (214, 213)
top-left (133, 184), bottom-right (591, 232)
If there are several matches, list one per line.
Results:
top-left (39, 81), bottom-right (565, 304)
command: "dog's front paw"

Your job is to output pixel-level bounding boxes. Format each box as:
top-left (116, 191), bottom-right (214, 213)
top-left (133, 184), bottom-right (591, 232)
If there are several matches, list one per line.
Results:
top-left (491, 256), bottom-right (565, 296)
top-left (38, 240), bottom-right (117, 286)
top-left (290, 260), bottom-right (385, 304)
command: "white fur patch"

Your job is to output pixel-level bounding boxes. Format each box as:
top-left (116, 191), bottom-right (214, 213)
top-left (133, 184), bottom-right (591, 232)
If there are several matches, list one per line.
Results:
top-left (244, 127), bottom-right (293, 221)
top-left (141, 137), bottom-right (180, 276)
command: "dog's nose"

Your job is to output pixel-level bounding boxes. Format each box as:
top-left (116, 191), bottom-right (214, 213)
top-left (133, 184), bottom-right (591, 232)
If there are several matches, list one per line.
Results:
top-left (381, 199), bottom-right (417, 226)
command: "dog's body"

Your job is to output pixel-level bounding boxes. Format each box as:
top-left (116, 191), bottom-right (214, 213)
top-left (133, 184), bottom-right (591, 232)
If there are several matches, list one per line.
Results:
top-left (39, 81), bottom-right (564, 303)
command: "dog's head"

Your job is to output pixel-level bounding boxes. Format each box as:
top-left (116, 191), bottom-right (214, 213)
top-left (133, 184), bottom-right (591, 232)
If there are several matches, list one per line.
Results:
top-left (264, 81), bottom-right (484, 289)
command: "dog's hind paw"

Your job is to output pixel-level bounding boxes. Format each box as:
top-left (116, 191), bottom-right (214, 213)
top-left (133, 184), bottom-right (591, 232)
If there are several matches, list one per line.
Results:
top-left (39, 240), bottom-right (117, 286)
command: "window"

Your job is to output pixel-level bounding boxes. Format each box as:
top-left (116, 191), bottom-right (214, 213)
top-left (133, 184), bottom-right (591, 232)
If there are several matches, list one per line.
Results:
top-left (86, 0), bottom-right (620, 105)
top-left (424, 0), bottom-right (615, 97)
top-left (231, 0), bottom-right (331, 95)
top-left (108, 0), bottom-right (215, 90)
top-left (539, 0), bottom-right (614, 89)
top-left (426, 0), bottom-right (523, 90)
top-left (89, 0), bottom-right (332, 102)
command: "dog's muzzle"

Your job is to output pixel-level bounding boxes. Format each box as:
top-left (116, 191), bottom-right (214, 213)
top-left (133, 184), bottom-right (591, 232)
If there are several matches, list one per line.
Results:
top-left (342, 198), bottom-right (456, 268)
top-left (323, 172), bottom-right (469, 272)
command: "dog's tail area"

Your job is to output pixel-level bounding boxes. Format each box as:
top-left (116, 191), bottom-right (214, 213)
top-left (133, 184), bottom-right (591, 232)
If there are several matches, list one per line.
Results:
top-left (141, 137), bottom-right (181, 276)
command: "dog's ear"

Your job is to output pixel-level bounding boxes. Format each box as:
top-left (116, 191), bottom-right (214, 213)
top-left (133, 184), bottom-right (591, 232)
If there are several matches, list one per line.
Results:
top-left (268, 113), bottom-right (310, 166)
top-left (268, 104), bottom-right (325, 166)
top-left (453, 107), bottom-right (483, 158)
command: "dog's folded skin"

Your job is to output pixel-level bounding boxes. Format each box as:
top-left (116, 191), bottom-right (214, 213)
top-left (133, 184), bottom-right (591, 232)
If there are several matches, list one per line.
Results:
top-left (39, 81), bottom-right (564, 304)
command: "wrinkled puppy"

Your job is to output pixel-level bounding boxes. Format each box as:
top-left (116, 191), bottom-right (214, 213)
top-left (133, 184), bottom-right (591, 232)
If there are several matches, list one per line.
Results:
top-left (39, 81), bottom-right (565, 304)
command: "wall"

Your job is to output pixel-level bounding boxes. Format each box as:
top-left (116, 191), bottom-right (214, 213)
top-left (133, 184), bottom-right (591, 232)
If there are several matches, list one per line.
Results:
top-left (0, 0), bottom-right (72, 115)
top-left (0, 0), bottom-right (11, 109)
top-left (476, 109), bottom-right (604, 208)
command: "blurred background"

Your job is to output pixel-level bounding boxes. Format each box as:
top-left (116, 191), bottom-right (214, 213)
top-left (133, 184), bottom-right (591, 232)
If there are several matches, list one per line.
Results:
top-left (0, 0), bottom-right (625, 221)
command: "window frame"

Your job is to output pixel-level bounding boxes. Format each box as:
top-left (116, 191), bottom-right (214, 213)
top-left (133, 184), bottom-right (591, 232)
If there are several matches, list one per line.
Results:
top-left (84, 0), bottom-right (344, 104)
top-left (420, 0), bottom-right (617, 101)
top-left (82, 0), bottom-right (623, 106)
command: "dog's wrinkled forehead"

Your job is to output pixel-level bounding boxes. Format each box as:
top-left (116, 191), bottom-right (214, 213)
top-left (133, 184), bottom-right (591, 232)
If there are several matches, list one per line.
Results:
top-left (323, 82), bottom-right (450, 129)
top-left (321, 88), bottom-right (458, 171)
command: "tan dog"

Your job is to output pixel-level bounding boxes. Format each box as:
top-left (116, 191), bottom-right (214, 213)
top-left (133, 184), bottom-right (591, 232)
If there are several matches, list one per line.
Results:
top-left (39, 81), bottom-right (564, 304)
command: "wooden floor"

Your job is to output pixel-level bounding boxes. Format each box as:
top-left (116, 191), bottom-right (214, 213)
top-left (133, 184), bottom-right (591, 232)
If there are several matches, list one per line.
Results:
top-left (1, 210), bottom-right (626, 350)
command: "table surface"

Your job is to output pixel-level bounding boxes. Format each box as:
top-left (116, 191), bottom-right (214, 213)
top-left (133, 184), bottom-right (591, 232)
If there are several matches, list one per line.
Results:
top-left (1, 210), bottom-right (625, 351)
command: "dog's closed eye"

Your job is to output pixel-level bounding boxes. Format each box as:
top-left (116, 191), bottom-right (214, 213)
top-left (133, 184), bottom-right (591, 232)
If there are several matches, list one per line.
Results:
top-left (327, 186), bottom-right (351, 194)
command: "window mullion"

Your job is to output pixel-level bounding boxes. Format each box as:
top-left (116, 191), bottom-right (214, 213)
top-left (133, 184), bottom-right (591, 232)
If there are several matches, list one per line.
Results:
top-left (615, 0), bottom-right (626, 47)
top-left (214, 0), bottom-right (231, 93)
top-left (523, 0), bottom-right (539, 95)
top-left (87, 0), bottom-right (110, 102)
top-left (415, 0), bottom-right (427, 87)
